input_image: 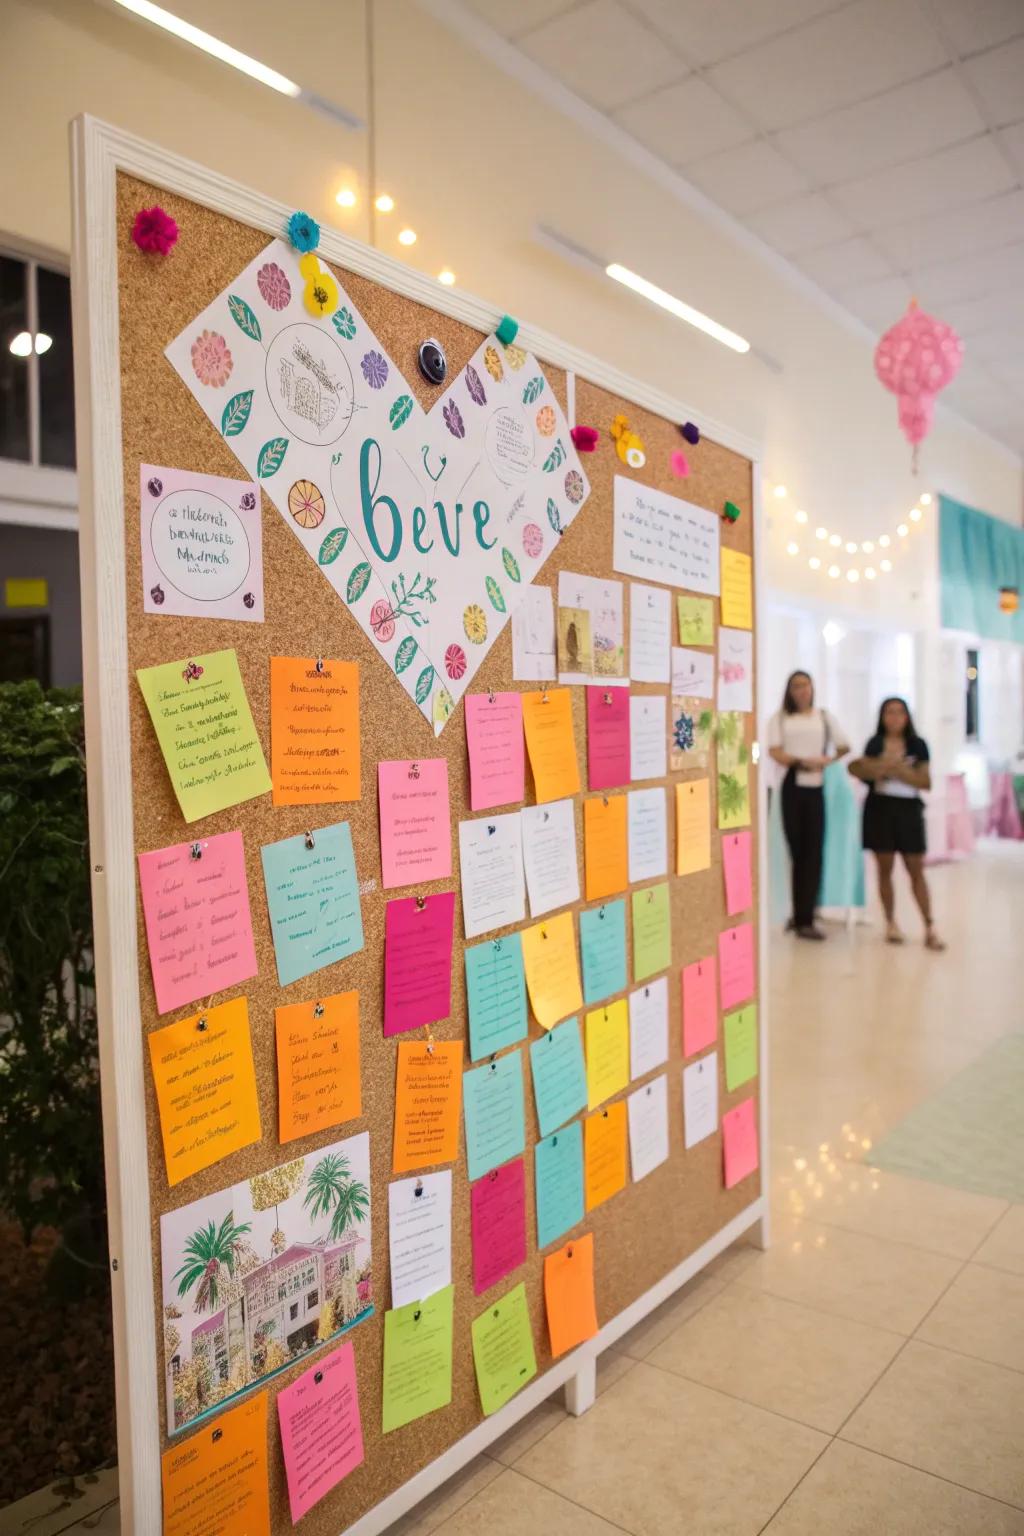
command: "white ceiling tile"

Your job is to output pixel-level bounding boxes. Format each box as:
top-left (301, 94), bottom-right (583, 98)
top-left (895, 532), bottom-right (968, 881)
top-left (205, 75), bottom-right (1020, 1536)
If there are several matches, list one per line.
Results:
top-left (829, 136), bottom-right (1016, 228)
top-left (962, 36), bottom-right (1024, 124)
top-left (1000, 121), bottom-right (1024, 176)
top-left (796, 236), bottom-right (893, 289)
top-left (683, 138), bottom-right (811, 214)
top-left (872, 189), bottom-right (1024, 270)
top-left (627, 0), bottom-right (847, 68)
top-left (939, 286), bottom-right (1024, 335)
top-left (704, 0), bottom-right (949, 131)
top-left (912, 240), bottom-right (1024, 306)
top-left (465, 0), bottom-right (577, 40)
top-left (839, 274), bottom-right (914, 331)
top-left (745, 192), bottom-right (855, 254)
top-left (967, 320), bottom-right (1024, 363)
top-left (518, 0), bottom-right (686, 110)
top-left (930, 0), bottom-right (1024, 57)
top-left (614, 77), bottom-right (753, 162)
top-left (775, 69), bottom-right (984, 184)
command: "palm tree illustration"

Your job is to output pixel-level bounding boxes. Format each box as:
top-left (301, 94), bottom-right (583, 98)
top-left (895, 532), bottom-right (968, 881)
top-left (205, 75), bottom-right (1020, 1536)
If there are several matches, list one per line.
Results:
top-left (303, 1152), bottom-right (369, 1241)
top-left (172, 1211), bottom-right (252, 1313)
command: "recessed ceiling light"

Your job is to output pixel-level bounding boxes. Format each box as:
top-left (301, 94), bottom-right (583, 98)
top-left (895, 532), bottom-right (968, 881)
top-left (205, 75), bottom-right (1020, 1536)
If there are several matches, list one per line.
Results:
top-left (398, 228), bottom-right (417, 246)
top-left (827, 564), bottom-right (840, 578)
top-left (375, 193), bottom-right (395, 213)
top-left (335, 188), bottom-right (357, 208)
top-left (861, 540), bottom-right (874, 553)
top-left (815, 527), bottom-right (827, 541)
top-left (865, 567), bottom-right (876, 579)
top-left (808, 556), bottom-right (821, 570)
top-left (34, 333), bottom-right (52, 354)
top-left (437, 269), bottom-right (456, 286)
top-left (845, 541), bottom-right (857, 553)
top-left (909, 507), bottom-right (922, 521)
top-left (773, 484), bottom-right (788, 499)
top-left (605, 262), bottom-right (749, 353)
top-left (111, 0), bottom-right (300, 94)
top-left (794, 509), bottom-right (808, 523)
top-left (847, 568), bottom-right (860, 582)
top-left (9, 331), bottom-right (32, 357)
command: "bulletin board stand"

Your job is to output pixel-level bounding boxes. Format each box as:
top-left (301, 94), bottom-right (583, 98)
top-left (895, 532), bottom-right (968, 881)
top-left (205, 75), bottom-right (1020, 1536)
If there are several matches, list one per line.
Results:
top-left (71, 115), bottom-right (769, 1536)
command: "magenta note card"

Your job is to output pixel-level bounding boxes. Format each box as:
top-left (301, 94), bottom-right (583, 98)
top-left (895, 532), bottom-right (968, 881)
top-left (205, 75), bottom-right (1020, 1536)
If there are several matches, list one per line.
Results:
top-left (277, 1339), bottom-right (364, 1522)
top-left (470, 1156), bottom-right (527, 1295)
top-left (465, 692), bottom-right (525, 811)
top-left (378, 758), bottom-right (451, 888)
top-left (722, 830), bottom-right (753, 917)
top-left (384, 892), bottom-right (456, 1037)
top-left (718, 922), bottom-right (755, 1012)
top-left (585, 685), bottom-right (631, 792)
top-left (682, 955), bottom-right (717, 1058)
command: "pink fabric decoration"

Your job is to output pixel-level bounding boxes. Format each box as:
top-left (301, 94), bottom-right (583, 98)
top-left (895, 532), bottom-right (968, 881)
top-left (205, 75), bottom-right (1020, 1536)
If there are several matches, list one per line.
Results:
top-left (570, 425), bottom-right (599, 453)
top-left (131, 206), bottom-right (179, 255)
top-left (670, 450), bottom-right (690, 478)
top-left (874, 300), bottom-right (962, 468)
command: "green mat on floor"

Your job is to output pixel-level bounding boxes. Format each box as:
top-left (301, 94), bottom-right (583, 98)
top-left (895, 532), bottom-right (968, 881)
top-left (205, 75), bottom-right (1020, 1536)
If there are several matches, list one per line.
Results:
top-left (872, 1033), bottom-right (1024, 1203)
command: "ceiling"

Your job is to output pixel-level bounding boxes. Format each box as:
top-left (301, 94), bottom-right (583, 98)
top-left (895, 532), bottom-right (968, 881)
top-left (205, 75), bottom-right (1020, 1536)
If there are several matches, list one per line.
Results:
top-left (461, 0), bottom-right (1024, 457)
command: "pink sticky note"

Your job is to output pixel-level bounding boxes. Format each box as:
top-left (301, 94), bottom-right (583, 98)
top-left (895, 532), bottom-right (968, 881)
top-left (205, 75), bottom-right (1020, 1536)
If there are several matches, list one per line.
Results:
top-left (276, 1339), bottom-right (364, 1522)
top-left (723, 1096), bottom-right (759, 1189)
top-left (138, 830), bottom-right (257, 1015)
top-left (722, 830), bottom-right (753, 917)
top-left (682, 955), bottom-right (717, 1058)
top-left (465, 692), bottom-right (525, 811)
top-left (378, 759), bottom-right (452, 888)
top-left (384, 893), bottom-right (456, 1036)
top-left (718, 922), bottom-right (755, 1011)
top-left (140, 463), bottom-right (263, 622)
top-left (586, 686), bottom-right (630, 791)
top-left (470, 1156), bottom-right (526, 1295)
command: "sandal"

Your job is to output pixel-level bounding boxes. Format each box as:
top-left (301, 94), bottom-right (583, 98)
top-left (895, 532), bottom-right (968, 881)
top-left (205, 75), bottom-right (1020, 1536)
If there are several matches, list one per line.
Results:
top-left (925, 927), bottom-right (947, 952)
top-left (885, 924), bottom-right (905, 945)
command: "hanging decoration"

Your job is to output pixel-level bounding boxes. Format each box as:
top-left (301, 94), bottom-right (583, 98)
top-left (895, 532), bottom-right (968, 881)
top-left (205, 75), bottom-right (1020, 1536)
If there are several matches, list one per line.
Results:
top-left (873, 300), bottom-right (962, 472)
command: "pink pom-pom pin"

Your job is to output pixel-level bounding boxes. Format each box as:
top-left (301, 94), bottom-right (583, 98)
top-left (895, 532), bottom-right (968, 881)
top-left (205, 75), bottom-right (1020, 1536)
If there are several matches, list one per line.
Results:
top-left (131, 205), bottom-right (179, 255)
top-left (570, 425), bottom-right (599, 453)
top-left (670, 450), bottom-right (690, 478)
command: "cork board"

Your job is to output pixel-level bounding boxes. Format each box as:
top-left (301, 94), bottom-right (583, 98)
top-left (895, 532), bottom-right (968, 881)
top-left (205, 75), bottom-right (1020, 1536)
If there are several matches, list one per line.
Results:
top-left (114, 170), bottom-right (759, 1533)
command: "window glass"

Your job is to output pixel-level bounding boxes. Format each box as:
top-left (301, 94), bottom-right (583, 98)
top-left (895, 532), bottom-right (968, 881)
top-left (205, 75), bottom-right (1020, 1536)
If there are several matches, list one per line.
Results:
top-left (37, 265), bottom-right (76, 468)
top-left (0, 255), bottom-right (30, 462)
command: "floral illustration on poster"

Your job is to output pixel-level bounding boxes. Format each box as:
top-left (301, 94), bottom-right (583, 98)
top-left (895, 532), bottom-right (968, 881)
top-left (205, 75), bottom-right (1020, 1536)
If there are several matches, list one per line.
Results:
top-left (160, 1132), bottom-right (372, 1434)
top-left (670, 697), bottom-right (715, 771)
top-left (715, 711), bottom-right (750, 830)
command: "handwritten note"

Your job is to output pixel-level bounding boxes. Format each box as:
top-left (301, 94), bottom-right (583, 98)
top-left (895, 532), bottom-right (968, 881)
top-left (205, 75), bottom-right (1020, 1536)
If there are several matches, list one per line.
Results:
top-left (724, 1003), bottom-right (758, 1090)
top-left (512, 584), bottom-right (555, 681)
top-left (583, 794), bottom-right (628, 900)
top-left (585, 1000), bottom-right (629, 1110)
top-left (393, 1041), bottom-right (463, 1173)
top-left (670, 697), bottom-right (714, 772)
top-left (382, 1284), bottom-right (454, 1433)
top-left (138, 830), bottom-right (257, 1016)
top-left (458, 811), bottom-right (525, 939)
top-left (522, 688), bottom-right (581, 803)
top-left (521, 799), bottom-right (579, 916)
top-left (720, 546), bottom-right (752, 629)
top-left (718, 922), bottom-right (755, 1010)
top-left (717, 627), bottom-right (753, 713)
top-left (388, 1170), bottom-right (452, 1309)
top-left (465, 692), bottom-right (524, 811)
top-left (137, 648), bottom-right (270, 823)
top-left (629, 694), bottom-right (667, 781)
top-left (677, 595), bottom-right (714, 647)
top-left (676, 778), bottom-right (711, 875)
top-left (471, 1280), bottom-right (537, 1415)
top-left (585, 1100), bottom-right (628, 1211)
top-left (140, 463), bottom-right (263, 624)
top-left (627, 1074), bottom-right (669, 1181)
top-left (723, 1096), bottom-right (759, 1187)
top-left (270, 656), bottom-right (359, 805)
top-left (629, 582), bottom-right (671, 682)
top-left (148, 997), bottom-right (261, 1186)
top-left (544, 1233), bottom-right (598, 1357)
top-left (580, 899), bottom-right (627, 1004)
top-left (378, 759), bottom-right (451, 888)
top-left (535, 1120), bottom-right (584, 1248)
top-left (629, 975), bottom-right (669, 1079)
top-left (261, 822), bottom-right (363, 987)
top-left (471, 1157), bottom-right (526, 1295)
top-left (613, 477), bottom-right (720, 594)
top-left (275, 990), bottom-right (361, 1143)
top-left (723, 830), bottom-right (753, 916)
top-left (631, 883), bottom-right (671, 982)
top-left (277, 1340), bottom-right (363, 1523)
top-left (586, 686), bottom-right (630, 791)
top-left (161, 1393), bottom-right (270, 1536)
top-left (683, 1051), bottom-right (718, 1148)
top-left (463, 1049), bottom-right (526, 1181)
top-left (682, 955), bottom-right (718, 1058)
top-left (384, 893), bottom-right (455, 1036)
top-left (672, 646), bottom-right (715, 699)
top-left (522, 912), bottom-right (582, 1029)
top-left (465, 934), bottom-right (527, 1061)
top-left (627, 787), bottom-right (667, 883)
top-left (530, 1017), bottom-right (587, 1137)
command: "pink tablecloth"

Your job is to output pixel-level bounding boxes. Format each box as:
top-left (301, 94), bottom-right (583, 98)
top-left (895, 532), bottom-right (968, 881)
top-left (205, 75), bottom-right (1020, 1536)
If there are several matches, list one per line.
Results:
top-left (988, 772), bottom-right (1024, 840)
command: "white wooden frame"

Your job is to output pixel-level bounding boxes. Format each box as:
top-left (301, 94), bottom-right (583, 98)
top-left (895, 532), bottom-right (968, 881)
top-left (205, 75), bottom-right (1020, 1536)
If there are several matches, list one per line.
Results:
top-left (70, 114), bottom-right (769, 1536)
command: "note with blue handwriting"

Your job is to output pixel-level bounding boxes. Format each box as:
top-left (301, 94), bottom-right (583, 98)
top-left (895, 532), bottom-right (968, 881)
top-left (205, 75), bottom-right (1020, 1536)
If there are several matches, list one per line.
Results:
top-left (463, 1049), bottom-right (526, 1181)
top-left (529, 1017), bottom-right (587, 1138)
top-left (260, 822), bottom-right (363, 987)
top-left (580, 899), bottom-right (627, 1005)
top-left (465, 934), bottom-right (528, 1062)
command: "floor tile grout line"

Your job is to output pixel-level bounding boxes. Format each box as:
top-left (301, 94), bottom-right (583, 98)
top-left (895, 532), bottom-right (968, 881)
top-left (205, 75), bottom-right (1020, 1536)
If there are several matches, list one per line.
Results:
top-left (637, 1351), bottom-right (869, 1438)
top-left (495, 1460), bottom-right (637, 1535)
top-left (909, 1333), bottom-right (1024, 1376)
top-left (754, 1436), bottom-right (836, 1536)
top-left (721, 1274), bottom-right (946, 1340)
top-left (833, 1433), bottom-right (1024, 1515)
top-left (759, 1208), bottom-right (1009, 1264)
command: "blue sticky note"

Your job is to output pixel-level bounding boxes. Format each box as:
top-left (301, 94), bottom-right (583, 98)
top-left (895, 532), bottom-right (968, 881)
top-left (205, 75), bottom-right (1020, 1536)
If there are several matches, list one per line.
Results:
top-left (535, 1120), bottom-right (584, 1249)
top-left (465, 934), bottom-right (528, 1063)
top-left (529, 1017), bottom-right (586, 1138)
top-left (463, 1048), bottom-right (526, 1181)
top-left (260, 821), bottom-right (363, 987)
top-left (579, 899), bottom-right (627, 1005)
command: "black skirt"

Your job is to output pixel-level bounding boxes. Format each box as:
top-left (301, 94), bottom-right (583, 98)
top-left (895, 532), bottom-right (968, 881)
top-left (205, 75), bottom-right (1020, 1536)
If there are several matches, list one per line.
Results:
top-left (863, 792), bottom-right (926, 855)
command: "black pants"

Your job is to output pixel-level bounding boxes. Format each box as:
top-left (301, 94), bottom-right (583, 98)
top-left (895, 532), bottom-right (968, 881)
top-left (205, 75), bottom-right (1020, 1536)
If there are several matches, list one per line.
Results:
top-left (781, 773), bottom-right (824, 928)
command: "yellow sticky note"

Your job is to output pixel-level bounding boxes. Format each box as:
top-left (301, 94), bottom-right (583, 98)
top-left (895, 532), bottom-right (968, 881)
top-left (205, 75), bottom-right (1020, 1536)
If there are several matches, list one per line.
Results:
top-left (585, 999), bottom-right (629, 1110)
top-left (676, 778), bottom-right (711, 874)
top-left (585, 1100), bottom-right (628, 1211)
top-left (137, 647), bottom-right (271, 823)
top-left (522, 911), bottom-right (583, 1030)
top-left (147, 997), bottom-right (261, 1186)
top-left (583, 794), bottom-right (628, 901)
top-left (720, 548), bottom-right (752, 630)
top-left (523, 688), bottom-right (581, 803)
top-left (5, 578), bottom-right (48, 608)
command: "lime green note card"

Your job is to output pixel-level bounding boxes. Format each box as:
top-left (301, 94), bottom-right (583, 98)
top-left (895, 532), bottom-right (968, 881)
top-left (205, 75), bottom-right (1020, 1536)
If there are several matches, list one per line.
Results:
top-left (382, 1284), bottom-right (454, 1434)
top-left (631, 883), bottom-right (671, 982)
top-left (677, 596), bottom-right (714, 648)
top-left (724, 1003), bottom-right (758, 1090)
top-left (471, 1281), bottom-right (537, 1416)
top-left (136, 647), bottom-right (270, 823)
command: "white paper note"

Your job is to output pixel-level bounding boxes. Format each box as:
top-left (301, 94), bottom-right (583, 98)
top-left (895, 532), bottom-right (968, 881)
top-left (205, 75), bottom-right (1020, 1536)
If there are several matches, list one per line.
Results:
top-left (627, 1074), bottom-right (669, 1181)
top-left (629, 695), bottom-right (667, 781)
top-left (458, 812), bottom-right (526, 939)
top-left (629, 583), bottom-right (671, 683)
top-left (628, 976), bottom-right (669, 1080)
top-left (521, 799), bottom-right (580, 917)
top-left (672, 646), bottom-right (715, 699)
top-left (683, 1052), bottom-right (719, 1149)
top-left (613, 476), bottom-right (720, 593)
top-left (556, 571), bottom-right (626, 686)
top-left (512, 586), bottom-right (556, 682)
top-left (388, 1170), bottom-right (452, 1309)
top-left (717, 628), bottom-right (753, 713)
top-left (627, 787), bottom-right (668, 883)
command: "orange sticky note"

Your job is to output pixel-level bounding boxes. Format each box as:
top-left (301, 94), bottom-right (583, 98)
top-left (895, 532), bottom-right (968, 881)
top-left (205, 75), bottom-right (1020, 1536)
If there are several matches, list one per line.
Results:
top-left (675, 778), bottom-right (711, 875)
top-left (521, 911), bottom-right (583, 1030)
top-left (270, 655), bottom-right (360, 805)
top-left (393, 1039), bottom-right (463, 1173)
top-left (584, 1100), bottom-right (628, 1212)
top-left (544, 1232), bottom-right (598, 1358)
top-left (161, 1392), bottom-right (270, 1536)
top-left (583, 795), bottom-right (628, 901)
top-left (276, 990), bottom-right (362, 1143)
top-left (147, 997), bottom-right (261, 1187)
top-left (522, 688), bottom-right (581, 803)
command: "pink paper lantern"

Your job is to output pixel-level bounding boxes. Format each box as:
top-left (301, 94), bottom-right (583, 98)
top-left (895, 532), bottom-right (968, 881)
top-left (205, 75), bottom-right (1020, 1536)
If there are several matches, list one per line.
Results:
top-left (874, 300), bottom-right (963, 470)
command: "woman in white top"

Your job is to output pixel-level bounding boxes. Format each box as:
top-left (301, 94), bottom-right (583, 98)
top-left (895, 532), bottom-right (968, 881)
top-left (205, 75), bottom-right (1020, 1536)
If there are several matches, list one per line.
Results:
top-left (767, 672), bottom-right (850, 940)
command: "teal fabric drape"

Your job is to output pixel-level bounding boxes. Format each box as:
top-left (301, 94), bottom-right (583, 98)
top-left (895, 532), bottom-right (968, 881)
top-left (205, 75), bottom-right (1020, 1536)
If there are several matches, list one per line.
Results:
top-left (939, 494), bottom-right (1024, 643)
top-left (768, 762), bottom-right (866, 923)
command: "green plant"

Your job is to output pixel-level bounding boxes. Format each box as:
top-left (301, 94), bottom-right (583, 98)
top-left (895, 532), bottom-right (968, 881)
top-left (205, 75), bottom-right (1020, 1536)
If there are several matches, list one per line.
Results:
top-left (0, 682), bottom-right (103, 1247)
top-left (172, 1211), bottom-right (253, 1312)
top-left (303, 1152), bottom-right (369, 1241)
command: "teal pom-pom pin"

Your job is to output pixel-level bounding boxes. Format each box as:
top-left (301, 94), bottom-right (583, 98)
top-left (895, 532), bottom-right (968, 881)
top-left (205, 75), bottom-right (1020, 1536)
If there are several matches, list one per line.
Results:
top-left (723, 500), bottom-right (742, 524)
top-left (288, 210), bottom-right (320, 253)
top-left (496, 314), bottom-right (519, 346)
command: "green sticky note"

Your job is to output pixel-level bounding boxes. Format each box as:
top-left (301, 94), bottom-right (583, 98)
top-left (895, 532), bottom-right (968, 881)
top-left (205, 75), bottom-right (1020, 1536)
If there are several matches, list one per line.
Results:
top-left (631, 883), bottom-right (671, 982)
top-left (471, 1281), bottom-right (537, 1416)
top-left (465, 934), bottom-right (528, 1062)
top-left (724, 1003), bottom-right (758, 1090)
top-left (382, 1284), bottom-right (454, 1434)
top-left (579, 899), bottom-right (627, 1005)
top-left (677, 596), bottom-right (714, 648)
top-left (136, 647), bottom-right (270, 823)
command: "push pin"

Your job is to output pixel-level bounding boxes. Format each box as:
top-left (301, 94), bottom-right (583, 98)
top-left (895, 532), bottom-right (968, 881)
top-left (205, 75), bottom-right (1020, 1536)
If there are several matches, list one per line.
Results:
top-left (315, 656), bottom-right (325, 675)
top-left (314, 1370), bottom-right (323, 1384)
top-left (496, 313), bottom-right (519, 346)
top-left (190, 842), bottom-right (202, 861)
top-left (304, 830), bottom-right (315, 850)
top-left (313, 1001), bottom-right (325, 1019)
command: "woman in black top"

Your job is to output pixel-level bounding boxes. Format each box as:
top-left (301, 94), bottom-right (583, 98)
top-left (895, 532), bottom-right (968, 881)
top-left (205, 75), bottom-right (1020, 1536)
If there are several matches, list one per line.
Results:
top-left (848, 697), bottom-right (945, 950)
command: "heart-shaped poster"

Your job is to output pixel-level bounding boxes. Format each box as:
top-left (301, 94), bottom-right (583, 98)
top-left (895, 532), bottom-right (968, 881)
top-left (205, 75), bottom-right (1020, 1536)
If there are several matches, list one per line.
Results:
top-left (165, 239), bottom-right (590, 733)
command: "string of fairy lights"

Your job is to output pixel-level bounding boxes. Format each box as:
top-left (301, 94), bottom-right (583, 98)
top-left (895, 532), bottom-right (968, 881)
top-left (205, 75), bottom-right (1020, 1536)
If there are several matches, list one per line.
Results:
top-left (768, 484), bottom-right (933, 585)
